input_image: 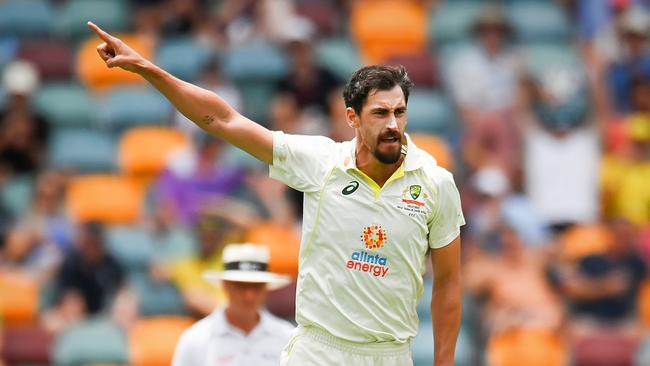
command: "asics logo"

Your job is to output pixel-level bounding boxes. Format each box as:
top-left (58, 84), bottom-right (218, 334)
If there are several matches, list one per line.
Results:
top-left (342, 181), bottom-right (359, 195)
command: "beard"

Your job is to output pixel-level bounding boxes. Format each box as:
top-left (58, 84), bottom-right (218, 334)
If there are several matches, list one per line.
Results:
top-left (373, 132), bottom-right (403, 164)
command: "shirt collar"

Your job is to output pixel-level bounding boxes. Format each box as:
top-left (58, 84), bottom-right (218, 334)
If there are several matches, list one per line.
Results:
top-left (211, 308), bottom-right (274, 337)
top-left (341, 133), bottom-right (423, 172)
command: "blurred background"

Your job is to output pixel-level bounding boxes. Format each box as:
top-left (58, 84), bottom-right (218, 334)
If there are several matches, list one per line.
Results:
top-left (0, 0), bottom-right (649, 365)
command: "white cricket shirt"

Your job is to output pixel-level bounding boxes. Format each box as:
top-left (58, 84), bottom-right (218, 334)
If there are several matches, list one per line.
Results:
top-left (172, 308), bottom-right (294, 366)
top-left (270, 132), bottom-right (465, 344)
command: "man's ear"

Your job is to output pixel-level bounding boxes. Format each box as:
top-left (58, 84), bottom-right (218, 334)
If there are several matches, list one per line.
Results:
top-left (346, 107), bottom-right (359, 128)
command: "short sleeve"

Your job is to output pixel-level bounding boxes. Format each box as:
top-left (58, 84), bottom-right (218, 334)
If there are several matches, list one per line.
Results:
top-left (171, 330), bottom-right (198, 366)
top-left (428, 171), bottom-right (465, 249)
top-left (269, 131), bottom-right (337, 193)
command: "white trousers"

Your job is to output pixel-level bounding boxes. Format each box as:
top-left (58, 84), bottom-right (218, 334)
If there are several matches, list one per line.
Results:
top-left (280, 326), bottom-right (413, 366)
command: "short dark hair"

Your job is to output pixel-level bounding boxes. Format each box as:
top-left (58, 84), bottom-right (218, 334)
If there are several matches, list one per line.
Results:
top-left (342, 65), bottom-right (414, 114)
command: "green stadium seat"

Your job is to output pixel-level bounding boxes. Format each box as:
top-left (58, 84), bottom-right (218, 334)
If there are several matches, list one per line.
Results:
top-left (33, 83), bottom-right (96, 127)
top-left (152, 228), bottom-right (196, 264)
top-left (48, 128), bottom-right (117, 172)
top-left (105, 226), bottom-right (155, 271)
top-left (507, 2), bottom-right (570, 43)
top-left (223, 41), bottom-right (288, 82)
top-left (52, 317), bottom-right (129, 365)
top-left (156, 37), bottom-right (213, 82)
top-left (0, 174), bottom-right (35, 217)
top-left (0, 0), bottom-right (53, 37)
top-left (99, 86), bottom-right (172, 129)
top-left (406, 89), bottom-right (456, 135)
top-left (56, 0), bottom-right (129, 40)
top-left (428, 2), bottom-right (481, 46)
top-left (523, 44), bottom-right (582, 79)
top-left (315, 38), bottom-right (362, 81)
top-left (129, 272), bottom-right (187, 317)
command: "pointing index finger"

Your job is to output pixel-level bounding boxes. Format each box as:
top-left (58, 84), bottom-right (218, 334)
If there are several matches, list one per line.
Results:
top-left (87, 21), bottom-right (115, 43)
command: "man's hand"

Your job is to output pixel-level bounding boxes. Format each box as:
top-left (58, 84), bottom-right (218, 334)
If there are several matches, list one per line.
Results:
top-left (87, 21), bottom-right (148, 73)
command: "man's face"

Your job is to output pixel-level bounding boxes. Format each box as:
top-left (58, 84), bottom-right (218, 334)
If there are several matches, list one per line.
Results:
top-left (348, 85), bottom-right (407, 164)
top-left (223, 281), bottom-right (268, 313)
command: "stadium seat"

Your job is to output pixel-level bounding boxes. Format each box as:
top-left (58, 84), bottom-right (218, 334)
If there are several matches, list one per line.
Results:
top-left (0, 0), bottom-right (53, 37)
top-left (99, 86), bottom-right (173, 129)
top-left (57, 0), bottom-right (129, 40)
top-left (486, 328), bottom-right (567, 366)
top-left (314, 38), bottom-right (362, 81)
top-left (428, 2), bottom-right (481, 46)
top-left (573, 332), bottom-right (638, 366)
top-left (17, 40), bottom-right (74, 80)
top-left (523, 44), bottom-right (583, 81)
top-left (52, 318), bottom-right (129, 365)
top-left (506, 2), bottom-right (570, 43)
top-left (77, 34), bottom-right (153, 92)
top-left (638, 279), bottom-right (650, 328)
top-left (223, 41), bottom-right (288, 122)
top-left (386, 53), bottom-right (438, 88)
top-left (129, 316), bottom-right (195, 366)
top-left (156, 37), bottom-right (213, 82)
top-left (0, 270), bottom-right (39, 327)
top-left (1, 325), bottom-right (53, 365)
top-left (129, 272), bottom-right (187, 317)
top-left (410, 133), bottom-right (454, 171)
top-left (266, 280), bottom-right (297, 321)
top-left (105, 226), bottom-right (156, 272)
top-left (0, 174), bottom-right (35, 217)
top-left (406, 89), bottom-right (455, 135)
top-left (118, 126), bottom-right (188, 176)
top-left (244, 222), bottom-right (301, 278)
top-left (48, 128), bottom-right (117, 172)
top-left (559, 224), bottom-right (613, 261)
top-left (66, 174), bottom-right (143, 224)
top-left (33, 83), bottom-right (96, 127)
top-left (350, 0), bottom-right (427, 64)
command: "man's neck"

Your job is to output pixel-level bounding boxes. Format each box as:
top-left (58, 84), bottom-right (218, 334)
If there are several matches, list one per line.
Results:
top-left (355, 145), bottom-right (404, 188)
top-left (225, 307), bottom-right (261, 335)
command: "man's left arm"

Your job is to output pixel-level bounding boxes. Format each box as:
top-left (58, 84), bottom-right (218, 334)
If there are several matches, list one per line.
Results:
top-left (430, 235), bottom-right (462, 366)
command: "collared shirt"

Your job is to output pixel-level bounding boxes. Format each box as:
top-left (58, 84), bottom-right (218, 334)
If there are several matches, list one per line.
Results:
top-left (172, 308), bottom-right (294, 366)
top-left (270, 132), bottom-right (465, 343)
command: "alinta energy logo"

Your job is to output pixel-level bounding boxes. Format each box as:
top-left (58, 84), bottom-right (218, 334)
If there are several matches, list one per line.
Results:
top-left (345, 225), bottom-right (390, 278)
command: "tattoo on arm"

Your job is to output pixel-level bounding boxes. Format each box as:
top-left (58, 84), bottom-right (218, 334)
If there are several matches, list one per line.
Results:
top-left (202, 115), bottom-right (215, 125)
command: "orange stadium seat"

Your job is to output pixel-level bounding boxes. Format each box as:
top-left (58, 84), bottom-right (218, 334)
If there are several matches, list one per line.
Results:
top-left (638, 279), bottom-right (650, 328)
top-left (245, 222), bottom-right (301, 278)
top-left (350, 0), bottom-right (427, 64)
top-left (410, 133), bottom-right (454, 171)
top-left (129, 316), bottom-right (195, 366)
top-left (66, 174), bottom-right (143, 224)
top-left (559, 224), bottom-right (613, 261)
top-left (0, 270), bottom-right (39, 327)
top-left (76, 34), bottom-right (153, 92)
top-left (119, 126), bottom-right (188, 176)
top-left (486, 328), bottom-right (567, 366)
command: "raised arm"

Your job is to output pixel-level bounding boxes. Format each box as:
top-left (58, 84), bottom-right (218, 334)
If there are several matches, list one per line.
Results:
top-left (87, 21), bottom-right (273, 164)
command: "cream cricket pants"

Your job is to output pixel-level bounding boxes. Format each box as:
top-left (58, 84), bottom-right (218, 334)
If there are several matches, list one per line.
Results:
top-left (280, 326), bottom-right (414, 366)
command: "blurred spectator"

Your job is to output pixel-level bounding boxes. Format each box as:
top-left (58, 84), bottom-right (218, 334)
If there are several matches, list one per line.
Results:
top-left (447, 5), bottom-right (519, 114)
top-left (446, 5), bottom-right (521, 176)
top-left (523, 64), bottom-right (600, 230)
top-left (154, 136), bottom-right (244, 226)
top-left (549, 220), bottom-right (646, 332)
top-left (607, 6), bottom-right (650, 113)
top-left (215, 0), bottom-right (297, 45)
top-left (167, 216), bottom-right (239, 316)
top-left (275, 16), bottom-right (340, 119)
top-left (601, 113), bottom-right (650, 226)
top-left (172, 244), bottom-right (293, 366)
top-left (160, 0), bottom-right (207, 37)
top-left (465, 224), bottom-right (564, 336)
top-left (269, 94), bottom-right (325, 136)
top-left (327, 88), bottom-right (355, 142)
top-left (174, 59), bottom-right (242, 139)
top-left (43, 222), bottom-right (127, 333)
top-left (0, 61), bottom-right (49, 178)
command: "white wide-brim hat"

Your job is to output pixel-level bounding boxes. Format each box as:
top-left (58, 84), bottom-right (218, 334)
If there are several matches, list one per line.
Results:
top-left (203, 243), bottom-right (291, 291)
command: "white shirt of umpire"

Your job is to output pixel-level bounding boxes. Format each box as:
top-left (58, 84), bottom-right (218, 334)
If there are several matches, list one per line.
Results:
top-left (172, 308), bottom-right (294, 366)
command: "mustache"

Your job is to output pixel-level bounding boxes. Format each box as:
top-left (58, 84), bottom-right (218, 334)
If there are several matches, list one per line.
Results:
top-left (379, 132), bottom-right (402, 140)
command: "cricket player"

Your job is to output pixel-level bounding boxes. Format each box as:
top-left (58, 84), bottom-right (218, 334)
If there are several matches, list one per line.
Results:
top-left (88, 21), bottom-right (464, 366)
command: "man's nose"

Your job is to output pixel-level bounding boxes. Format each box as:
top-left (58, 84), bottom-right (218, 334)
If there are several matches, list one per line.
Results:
top-left (386, 115), bottom-right (398, 130)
